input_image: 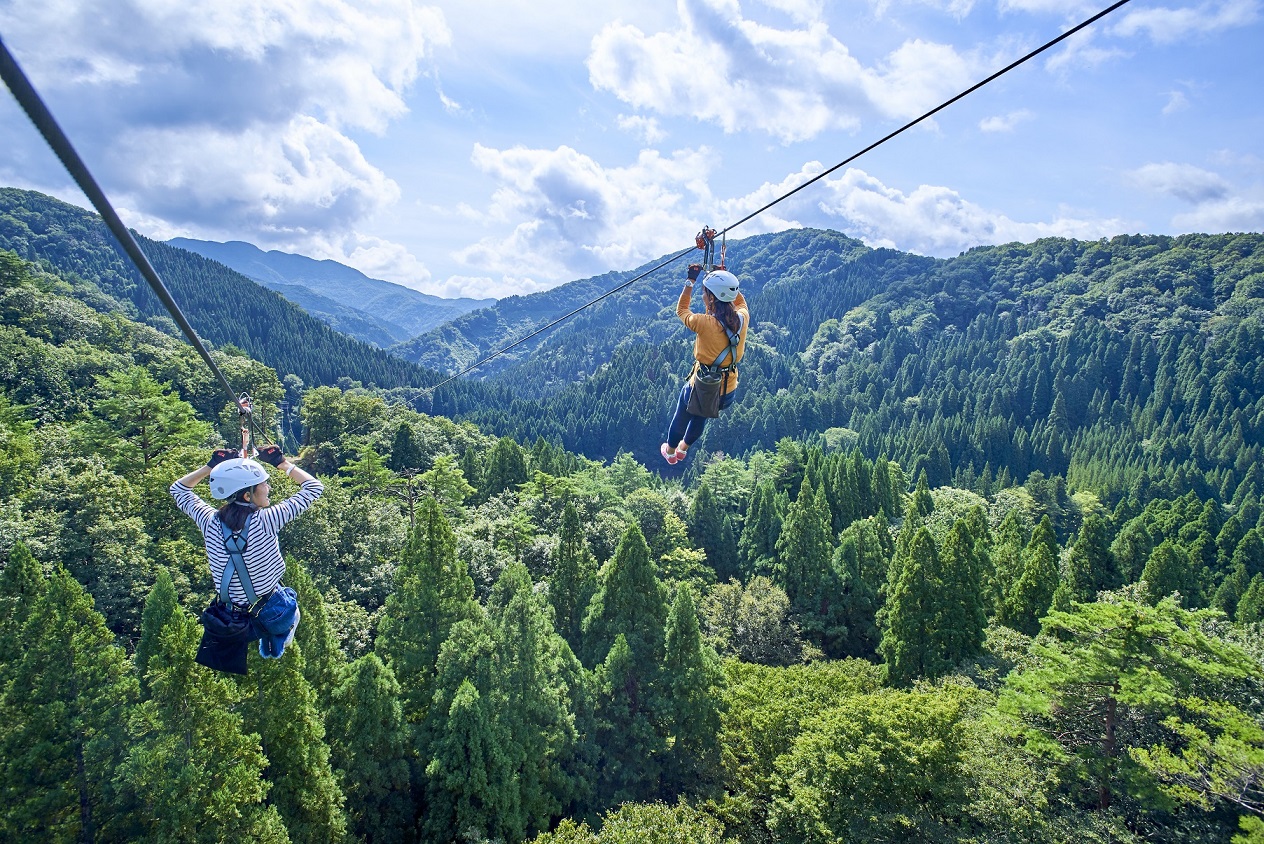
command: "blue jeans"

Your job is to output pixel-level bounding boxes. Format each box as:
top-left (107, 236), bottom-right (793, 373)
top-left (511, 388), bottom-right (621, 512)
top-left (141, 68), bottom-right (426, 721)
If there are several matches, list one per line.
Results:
top-left (666, 383), bottom-right (736, 449)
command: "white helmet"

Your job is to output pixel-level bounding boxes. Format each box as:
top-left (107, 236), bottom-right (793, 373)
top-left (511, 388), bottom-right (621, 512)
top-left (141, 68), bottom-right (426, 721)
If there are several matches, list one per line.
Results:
top-left (702, 269), bottom-right (740, 303)
top-left (209, 458), bottom-right (269, 500)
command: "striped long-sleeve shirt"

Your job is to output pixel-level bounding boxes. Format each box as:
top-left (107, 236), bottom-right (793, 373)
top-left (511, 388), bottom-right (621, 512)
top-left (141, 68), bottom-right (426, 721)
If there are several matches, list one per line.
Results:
top-left (169, 478), bottom-right (324, 607)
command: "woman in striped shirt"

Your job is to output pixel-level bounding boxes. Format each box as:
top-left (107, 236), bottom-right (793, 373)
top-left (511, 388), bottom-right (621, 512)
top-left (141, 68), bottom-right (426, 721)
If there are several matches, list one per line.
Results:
top-left (169, 446), bottom-right (323, 608)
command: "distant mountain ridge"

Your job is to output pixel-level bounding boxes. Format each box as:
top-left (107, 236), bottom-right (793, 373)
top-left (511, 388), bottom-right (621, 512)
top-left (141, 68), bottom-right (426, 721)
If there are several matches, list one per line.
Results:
top-left (168, 238), bottom-right (495, 346)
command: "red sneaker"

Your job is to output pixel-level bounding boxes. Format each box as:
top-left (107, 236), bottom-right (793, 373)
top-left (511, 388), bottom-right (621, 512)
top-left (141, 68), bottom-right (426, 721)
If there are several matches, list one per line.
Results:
top-left (660, 443), bottom-right (679, 465)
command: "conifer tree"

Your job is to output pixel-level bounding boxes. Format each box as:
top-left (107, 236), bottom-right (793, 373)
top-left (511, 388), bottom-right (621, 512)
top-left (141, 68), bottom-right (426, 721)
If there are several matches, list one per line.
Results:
top-left (582, 521), bottom-right (668, 669)
top-left (134, 567), bottom-right (179, 696)
top-left (834, 524), bottom-right (882, 659)
top-left (549, 500), bottom-right (597, 654)
top-left (241, 645), bottom-right (349, 844)
top-left (592, 634), bottom-right (665, 805)
top-left (1140, 540), bottom-right (1193, 605)
top-left (288, 558), bottom-right (345, 712)
top-left (939, 519), bottom-right (987, 665)
top-left (0, 567), bottom-right (139, 843)
top-left (990, 510), bottom-right (1029, 609)
top-left (481, 435), bottom-right (528, 500)
top-left (326, 654), bottom-right (413, 844)
top-left (489, 563), bottom-right (581, 839)
top-left (0, 540), bottom-right (44, 669)
top-left (376, 497), bottom-right (481, 728)
top-left (880, 527), bottom-right (947, 686)
top-left (738, 480), bottom-right (781, 578)
top-left (1001, 516), bottom-right (1060, 635)
top-left (423, 616), bottom-right (517, 843)
top-left (774, 481), bottom-right (845, 655)
top-left (1110, 517), bottom-right (1154, 583)
top-left (120, 610), bottom-right (288, 843)
top-left (660, 584), bottom-right (724, 798)
top-left (688, 482), bottom-right (739, 582)
top-left (1235, 574), bottom-right (1264, 624)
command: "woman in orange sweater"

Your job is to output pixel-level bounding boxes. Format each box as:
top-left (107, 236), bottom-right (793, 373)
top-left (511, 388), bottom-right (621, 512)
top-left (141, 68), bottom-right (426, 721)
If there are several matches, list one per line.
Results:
top-left (661, 264), bottom-right (749, 464)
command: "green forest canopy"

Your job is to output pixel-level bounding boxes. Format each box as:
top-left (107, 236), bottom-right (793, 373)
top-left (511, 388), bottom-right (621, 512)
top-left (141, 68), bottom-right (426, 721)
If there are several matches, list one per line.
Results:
top-left (1, 199), bottom-right (1264, 842)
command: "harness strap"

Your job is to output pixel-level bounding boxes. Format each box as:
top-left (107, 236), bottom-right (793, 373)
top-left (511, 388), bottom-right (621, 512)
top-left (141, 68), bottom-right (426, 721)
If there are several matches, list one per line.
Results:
top-left (707, 313), bottom-right (745, 371)
top-left (219, 513), bottom-right (259, 607)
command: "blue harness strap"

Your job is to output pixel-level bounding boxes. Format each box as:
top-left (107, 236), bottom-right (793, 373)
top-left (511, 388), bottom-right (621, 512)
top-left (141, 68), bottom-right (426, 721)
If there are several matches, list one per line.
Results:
top-left (219, 513), bottom-right (259, 607)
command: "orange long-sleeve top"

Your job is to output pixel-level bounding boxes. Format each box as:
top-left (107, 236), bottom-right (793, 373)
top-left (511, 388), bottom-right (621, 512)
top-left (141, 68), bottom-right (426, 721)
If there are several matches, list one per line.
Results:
top-left (677, 285), bottom-right (749, 395)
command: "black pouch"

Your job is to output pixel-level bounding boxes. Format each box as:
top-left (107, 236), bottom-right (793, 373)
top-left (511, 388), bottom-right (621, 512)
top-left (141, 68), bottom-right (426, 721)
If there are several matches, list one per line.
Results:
top-left (686, 369), bottom-right (727, 418)
top-left (195, 599), bottom-right (259, 675)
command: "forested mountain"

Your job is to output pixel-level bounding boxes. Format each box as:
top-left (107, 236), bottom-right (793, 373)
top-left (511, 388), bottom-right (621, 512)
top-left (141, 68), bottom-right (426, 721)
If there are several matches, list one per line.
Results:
top-left (170, 237), bottom-right (494, 347)
top-left (452, 230), bottom-right (1264, 513)
top-left (4, 212), bottom-right (1264, 843)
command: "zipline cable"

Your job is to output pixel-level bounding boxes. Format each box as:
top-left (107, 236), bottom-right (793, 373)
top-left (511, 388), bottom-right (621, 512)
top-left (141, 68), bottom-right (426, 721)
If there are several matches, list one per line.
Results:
top-left (0, 35), bottom-right (249, 422)
top-left (425, 0), bottom-right (1135, 393)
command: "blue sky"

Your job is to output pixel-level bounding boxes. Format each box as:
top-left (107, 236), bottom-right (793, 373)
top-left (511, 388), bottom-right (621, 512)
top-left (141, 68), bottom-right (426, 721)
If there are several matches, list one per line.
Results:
top-left (1, 0), bottom-right (1261, 299)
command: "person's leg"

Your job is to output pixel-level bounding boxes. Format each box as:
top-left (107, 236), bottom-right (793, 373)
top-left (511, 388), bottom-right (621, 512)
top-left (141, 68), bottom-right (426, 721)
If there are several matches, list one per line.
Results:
top-left (662, 384), bottom-right (692, 462)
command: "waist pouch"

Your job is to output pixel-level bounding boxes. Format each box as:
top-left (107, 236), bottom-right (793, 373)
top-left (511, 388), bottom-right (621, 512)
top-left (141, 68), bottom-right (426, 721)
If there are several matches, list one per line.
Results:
top-left (687, 368), bottom-right (729, 418)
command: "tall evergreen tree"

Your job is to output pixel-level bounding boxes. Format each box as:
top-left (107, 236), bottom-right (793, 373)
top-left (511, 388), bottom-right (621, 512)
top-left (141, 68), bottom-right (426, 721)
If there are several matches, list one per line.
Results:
top-left (240, 645), bottom-right (349, 844)
top-left (738, 480), bottom-right (781, 578)
top-left (0, 567), bottom-right (139, 844)
top-left (1140, 540), bottom-right (1193, 605)
top-left (119, 611), bottom-right (289, 843)
top-left (481, 436), bottom-right (528, 500)
top-left (376, 497), bottom-right (481, 728)
top-left (134, 568), bottom-right (180, 696)
top-left (1001, 516), bottom-right (1060, 636)
top-left (423, 616), bottom-right (516, 843)
top-left (880, 527), bottom-right (948, 686)
top-left (288, 558), bottom-right (345, 713)
top-left (549, 500), bottom-right (597, 654)
top-left (834, 522), bottom-right (882, 659)
top-left (582, 521), bottom-right (668, 669)
top-left (591, 634), bottom-right (665, 806)
top-left (688, 482), bottom-right (739, 582)
top-left (660, 584), bottom-right (724, 799)
top-left (489, 563), bottom-right (582, 840)
top-left (938, 519), bottom-right (987, 666)
top-left (326, 654), bottom-right (414, 844)
top-left (774, 481), bottom-right (844, 655)
top-left (0, 541), bottom-right (44, 669)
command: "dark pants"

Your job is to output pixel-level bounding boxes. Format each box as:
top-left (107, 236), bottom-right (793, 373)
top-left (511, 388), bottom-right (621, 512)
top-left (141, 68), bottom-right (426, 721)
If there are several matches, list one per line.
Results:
top-left (666, 382), bottom-right (737, 449)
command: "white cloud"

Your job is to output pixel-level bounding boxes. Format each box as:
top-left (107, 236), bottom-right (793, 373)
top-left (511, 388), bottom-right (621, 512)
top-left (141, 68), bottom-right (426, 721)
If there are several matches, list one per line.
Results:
top-left (449, 143), bottom-right (717, 293)
top-left (1162, 90), bottom-right (1190, 115)
top-left (1126, 162), bottom-right (1231, 203)
top-left (979, 109), bottom-right (1034, 132)
top-left (0, 0), bottom-right (448, 261)
top-left (801, 168), bottom-right (1126, 255)
top-left (617, 114), bottom-right (668, 145)
top-left (755, 0), bottom-right (825, 24)
top-left (1044, 29), bottom-right (1130, 74)
top-left (586, 0), bottom-right (978, 143)
top-left (1112, 0), bottom-right (1260, 44)
top-left (1125, 160), bottom-right (1263, 232)
top-left (1171, 196), bottom-right (1264, 231)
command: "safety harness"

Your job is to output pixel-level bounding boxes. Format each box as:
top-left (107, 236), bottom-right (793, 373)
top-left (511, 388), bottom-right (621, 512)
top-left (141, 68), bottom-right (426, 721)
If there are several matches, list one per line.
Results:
top-left (219, 513), bottom-right (262, 609)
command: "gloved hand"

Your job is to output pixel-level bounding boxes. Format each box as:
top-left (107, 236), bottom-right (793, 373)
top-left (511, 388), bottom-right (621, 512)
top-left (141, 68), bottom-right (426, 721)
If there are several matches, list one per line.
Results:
top-left (687, 264), bottom-right (702, 282)
top-left (207, 448), bottom-right (237, 468)
top-left (256, 445), bottom-right (285, 467)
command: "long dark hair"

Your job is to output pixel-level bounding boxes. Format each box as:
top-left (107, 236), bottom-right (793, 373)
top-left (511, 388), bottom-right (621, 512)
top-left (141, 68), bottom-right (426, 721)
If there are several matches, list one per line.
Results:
top-left (704, 288), bottom-right (742, 334)
top-left (216, 489), bottom-right (258, 533)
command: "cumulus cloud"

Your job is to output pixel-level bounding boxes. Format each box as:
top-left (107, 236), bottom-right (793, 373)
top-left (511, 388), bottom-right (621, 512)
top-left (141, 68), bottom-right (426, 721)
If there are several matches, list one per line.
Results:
top-left (1123, 160), bottom-right (1263, 232)
top-left (445, 138), bottom-right (1131, 296)
top-left (794, 167), bottom-right (1125, 255)
top-left (617, 114), bottom-right (668, 145)
top-left (449, 143), bottom-right (715, 294)
top-left (979, 109), bottom-right (1034, 132)
top-left (1112, 0), bottom-right (1260, 44)
top-left (0, 0), bottom-right (448, 263)
top-left (1126, 162), bottom-right (1231, 203)
top-left (586, 0), bottom-right (978, 143)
